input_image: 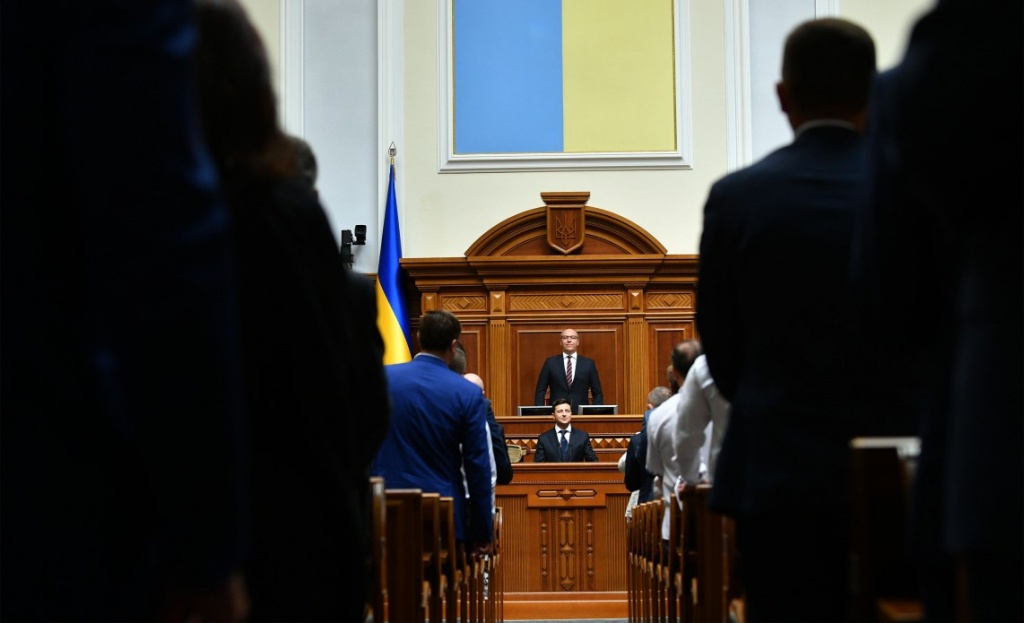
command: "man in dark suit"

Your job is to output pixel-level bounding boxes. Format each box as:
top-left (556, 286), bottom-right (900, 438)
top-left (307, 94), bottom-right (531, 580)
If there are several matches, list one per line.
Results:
top-left (533, 398), bottom-right (599, 462)
top-left (624, 385), bottom-right (673, 504)
top-left (696, 18), bottom-right (896, 621)
top-left (534, 328), bottom-right (604, 413)
top-left (854, 1), bottom-right (1022, 619)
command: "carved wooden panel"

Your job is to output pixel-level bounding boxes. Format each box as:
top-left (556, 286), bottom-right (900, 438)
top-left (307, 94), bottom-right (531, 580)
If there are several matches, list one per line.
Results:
top-left (496, 463), bottom-right (630, 594)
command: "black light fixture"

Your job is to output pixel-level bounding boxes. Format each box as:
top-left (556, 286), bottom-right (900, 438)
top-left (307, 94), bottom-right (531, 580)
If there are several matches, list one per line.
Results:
top-left (340, 225), bottom-right (367, 269)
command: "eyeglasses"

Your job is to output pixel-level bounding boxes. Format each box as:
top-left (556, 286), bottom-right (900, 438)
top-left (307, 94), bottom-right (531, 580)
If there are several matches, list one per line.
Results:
top-left (560, 336), bottom-right (579, 341)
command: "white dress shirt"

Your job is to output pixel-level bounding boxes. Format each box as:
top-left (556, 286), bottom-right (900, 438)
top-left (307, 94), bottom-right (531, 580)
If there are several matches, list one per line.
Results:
top-left (672, 355), bottom-right (731, 484)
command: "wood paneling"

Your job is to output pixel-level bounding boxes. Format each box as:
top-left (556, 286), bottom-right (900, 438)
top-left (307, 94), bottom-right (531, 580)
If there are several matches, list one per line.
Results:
top-left (401, 193), bottom-right (699, 417)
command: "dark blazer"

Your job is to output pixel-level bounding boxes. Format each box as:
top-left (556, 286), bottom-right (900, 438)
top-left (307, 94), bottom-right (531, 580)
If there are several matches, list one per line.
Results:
top-left (623, 411), bottom-right (657, 503)
top-left (484, 398), bottom-right (514, 484)
top-left (534, 354), bottom-right (604, 413)
top-left (231, 176), bottom-right (389, 622)
top-left (698, 125), bottom-right (891, 518)
top-left (533, 427), bottom-right (599, 462)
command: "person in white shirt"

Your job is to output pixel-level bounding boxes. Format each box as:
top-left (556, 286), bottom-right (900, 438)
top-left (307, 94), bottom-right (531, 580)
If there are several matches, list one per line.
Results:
top-left (672, 354), bottom-right (731, 488)
top-left (645, 340), bottom-right (703, 542)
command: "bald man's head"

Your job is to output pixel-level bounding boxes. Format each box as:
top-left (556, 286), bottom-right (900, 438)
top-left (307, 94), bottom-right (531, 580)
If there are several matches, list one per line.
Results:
top-left (463, 372), bottom-right (485, 393)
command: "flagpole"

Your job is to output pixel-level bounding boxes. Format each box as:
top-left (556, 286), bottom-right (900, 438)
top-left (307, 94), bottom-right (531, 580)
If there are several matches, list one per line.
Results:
top-left (375, 142), bottom-right (413, 364)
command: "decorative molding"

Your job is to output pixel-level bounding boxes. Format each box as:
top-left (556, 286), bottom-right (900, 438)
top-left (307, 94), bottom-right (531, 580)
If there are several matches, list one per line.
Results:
top-left (440, 295), bottom-right (487, 312)
top-left (724, 0), bottom-right (752, 171)
top-left (508, 293), bottom-right (624, 313)
top-left (647, 291), bottom-right (695, 310)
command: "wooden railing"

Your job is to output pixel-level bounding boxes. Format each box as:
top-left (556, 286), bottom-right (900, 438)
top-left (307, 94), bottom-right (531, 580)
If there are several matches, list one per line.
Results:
top-left (626, 490), bottom-right (742, 623)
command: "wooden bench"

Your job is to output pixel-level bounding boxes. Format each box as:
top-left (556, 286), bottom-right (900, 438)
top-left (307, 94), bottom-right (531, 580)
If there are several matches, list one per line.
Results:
top-left (385, 487), bottom-right (429, 623)
top-left (675, 484), bottom-right (730, 623)
top-left (422, 492), bottom-right (444, 623)
top-left (368, 476), bottom-right (388, 623)
top-left (850, 437), bottom-right (924, 622)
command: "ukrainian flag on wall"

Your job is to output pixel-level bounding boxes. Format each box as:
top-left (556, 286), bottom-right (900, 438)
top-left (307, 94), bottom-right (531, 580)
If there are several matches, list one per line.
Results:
top-left (453, 0), bottom-right (677, 155)
top-left (376, 162), bottom-right (412, 364)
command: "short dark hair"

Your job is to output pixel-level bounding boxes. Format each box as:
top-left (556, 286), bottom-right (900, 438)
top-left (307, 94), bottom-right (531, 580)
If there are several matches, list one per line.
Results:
top-left (671, 339), bottom-right (703, 383)
top-left (448, 341), bottom-right (467, 374)
top-left (551, 397), bottom-right (571, 413)
top-left (782, 18), bottom-right (876, 116)
top-left (418, 310), bottom-right (461, 352)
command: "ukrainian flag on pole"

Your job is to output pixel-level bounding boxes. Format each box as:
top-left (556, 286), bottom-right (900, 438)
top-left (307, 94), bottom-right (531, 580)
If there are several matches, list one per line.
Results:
top-left (376, 151), bottom-right (413, 364)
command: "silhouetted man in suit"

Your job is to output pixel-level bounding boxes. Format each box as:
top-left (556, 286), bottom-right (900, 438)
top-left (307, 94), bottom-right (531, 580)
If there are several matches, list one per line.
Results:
top-left (534, 328), bottom-right (604, 413)
top-left (697, 18), bottom-right (898, 621)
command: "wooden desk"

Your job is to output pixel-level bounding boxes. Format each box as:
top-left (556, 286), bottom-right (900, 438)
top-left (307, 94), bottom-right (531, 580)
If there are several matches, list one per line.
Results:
top-left (496, 461), bottom-right (632, 619)
top-left (500, 414), bottom-right (643, 463)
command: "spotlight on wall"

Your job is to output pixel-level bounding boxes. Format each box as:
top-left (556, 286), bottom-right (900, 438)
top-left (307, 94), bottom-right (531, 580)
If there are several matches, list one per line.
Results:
top-left (340, 225), bottom-right (367, 269)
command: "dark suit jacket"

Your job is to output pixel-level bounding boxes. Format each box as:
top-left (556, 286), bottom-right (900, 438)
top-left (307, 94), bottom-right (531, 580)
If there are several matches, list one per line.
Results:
top-left (484, 398), bottom-right (514, 484)
top-left (230, 176), bottom-right (389, 622)
top-left (623, 410), bottom-right (656, 503)
top-left (533, 427), bottom-right (599, 462)
top-left (698, 125), bottom-right (892, 519)
top-left (534, 354), bottom-right (603, 413)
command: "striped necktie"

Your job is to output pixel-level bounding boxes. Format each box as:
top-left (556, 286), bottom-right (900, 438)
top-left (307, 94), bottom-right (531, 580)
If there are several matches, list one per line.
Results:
top-left (566, 355), bottom-right (573, 387)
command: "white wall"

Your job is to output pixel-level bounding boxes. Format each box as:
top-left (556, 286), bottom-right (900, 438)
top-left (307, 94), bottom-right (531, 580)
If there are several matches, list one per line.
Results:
top-left (239, 0), bottom-right (933, 266)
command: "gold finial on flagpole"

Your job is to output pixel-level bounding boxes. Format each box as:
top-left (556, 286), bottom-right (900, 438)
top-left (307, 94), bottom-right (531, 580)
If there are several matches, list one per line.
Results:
top-left (388, 142), bottom-right (396, 166)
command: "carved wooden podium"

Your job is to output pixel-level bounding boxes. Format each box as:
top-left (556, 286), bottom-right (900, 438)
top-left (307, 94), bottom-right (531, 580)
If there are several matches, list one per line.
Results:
top-left (496, 462), bottom-right (632, 619)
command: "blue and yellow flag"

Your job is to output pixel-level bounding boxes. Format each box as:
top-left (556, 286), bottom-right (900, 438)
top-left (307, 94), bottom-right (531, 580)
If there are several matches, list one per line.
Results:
top-left (375, 161), bottom-right (412, 364)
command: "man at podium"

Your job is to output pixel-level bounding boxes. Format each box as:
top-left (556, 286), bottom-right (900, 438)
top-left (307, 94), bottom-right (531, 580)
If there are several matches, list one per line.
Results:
top-left (533, 328), bottom-right (603, 413)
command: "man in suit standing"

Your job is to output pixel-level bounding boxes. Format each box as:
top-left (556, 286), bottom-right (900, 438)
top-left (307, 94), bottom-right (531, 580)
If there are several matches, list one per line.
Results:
top-left (533, 399), bottom-right (599, 462)
top-left (696, 18), bottom-right (901, 621)
top-left (534, 328), bottom-right (604, 413)
top-left (372, 310), bottom-right (494, 558)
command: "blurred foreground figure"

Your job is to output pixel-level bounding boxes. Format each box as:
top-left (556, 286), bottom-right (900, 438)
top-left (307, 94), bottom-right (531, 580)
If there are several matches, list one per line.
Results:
top-left (192, 0), bottom-right (390, 620)
top-left (854, 0), bottom-right (1023, 619)
top-left (1, 1), bottom-right (249, 620)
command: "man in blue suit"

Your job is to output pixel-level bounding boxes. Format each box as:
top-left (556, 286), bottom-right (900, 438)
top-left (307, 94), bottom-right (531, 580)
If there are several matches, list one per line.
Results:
top-left (372, 310), bottom-right (495, 557)
top-left (534, 328), bottom-right (604, 413)
top-left (696, 18), bottom-right (898, 622)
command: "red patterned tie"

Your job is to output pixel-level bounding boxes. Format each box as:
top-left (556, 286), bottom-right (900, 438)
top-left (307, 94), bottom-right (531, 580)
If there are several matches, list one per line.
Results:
top-left (566, 355), bottom-right (573, 387)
